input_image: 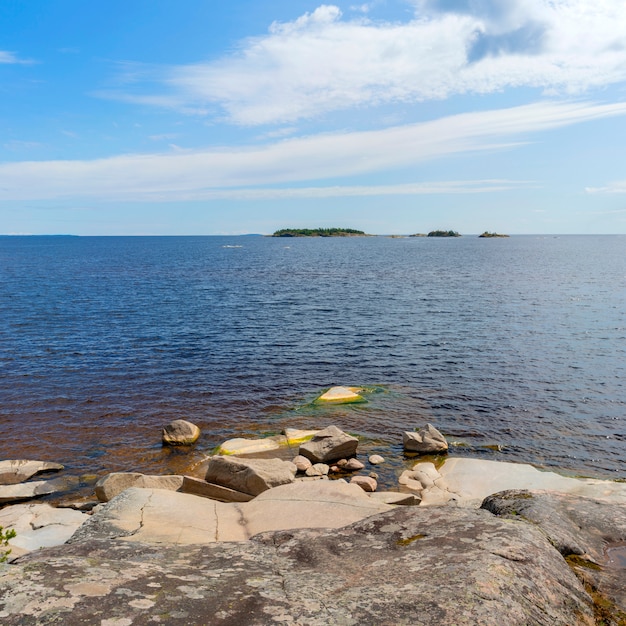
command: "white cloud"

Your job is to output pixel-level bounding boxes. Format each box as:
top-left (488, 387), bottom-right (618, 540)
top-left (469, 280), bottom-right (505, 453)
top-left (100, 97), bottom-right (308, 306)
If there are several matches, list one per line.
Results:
top-left (99, 2), bottom-right (626, 125)
top-left (0, 100), bottom-right (624, 202)
top-left (0, 50), bottom-right (32, 64)
top-left (586, 182), bottom-right (626, 194)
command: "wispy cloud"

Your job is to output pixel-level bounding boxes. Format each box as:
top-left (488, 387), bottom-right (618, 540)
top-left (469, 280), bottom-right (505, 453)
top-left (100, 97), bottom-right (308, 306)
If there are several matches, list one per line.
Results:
top-left (586, 182), bottom-right (626, 194)
top-left (0, 50), bottom-right (33, 65)
top-left (0, 100), bottom-right (624, 202)
top-left (96, 2), bottom-right (626, 125)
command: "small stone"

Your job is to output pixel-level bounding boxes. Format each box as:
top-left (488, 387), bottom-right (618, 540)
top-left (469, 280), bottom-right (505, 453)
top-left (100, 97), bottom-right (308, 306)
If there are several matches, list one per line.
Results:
top-left (329, 466), bottom-right (341, 473)
top-left (305, 463), bottom-right (330, 477)
top-left (369, 455), bottom-right (385, 465)
top-left (336, 459), bottom-right (348, 468)
top-left (162, 420), bottom-right (201, 446)
top-left (350, 476), bottom-right (377, 492)
top-left (292, 455), bottom-right (313, 473)
top-left (344, 458), bottom-right (365, 471)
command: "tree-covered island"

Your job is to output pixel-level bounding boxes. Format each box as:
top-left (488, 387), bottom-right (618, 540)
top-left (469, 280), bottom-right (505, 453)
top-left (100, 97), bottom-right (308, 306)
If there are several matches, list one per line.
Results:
top-left (479, 231), bottom-right (510, 238)
top-left (272, 228), bottom-right (367, 237)
top-left (426, 230), bottom-right (461, 237)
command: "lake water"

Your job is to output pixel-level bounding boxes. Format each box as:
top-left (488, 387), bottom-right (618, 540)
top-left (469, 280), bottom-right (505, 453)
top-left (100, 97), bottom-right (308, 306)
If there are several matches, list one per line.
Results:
top-left (1, 235), bottom-right (624, 494)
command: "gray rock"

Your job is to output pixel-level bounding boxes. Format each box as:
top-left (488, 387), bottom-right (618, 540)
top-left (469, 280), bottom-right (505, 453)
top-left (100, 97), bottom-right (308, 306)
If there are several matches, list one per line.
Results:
top-left (0, 504), bottom-right (598, 625)
top-left (403, 423), bottom-right (448, 454)
top-left (299, 425), bottom-right (358, 463)
top-left (204, 456), bottom-right (296, 496)
top-left (94, 472), bottom-right (184, 502)
top-left (161, 419), bottom-right (200, 445)
top-left (482, 490), bottom-right (626, 619)
top-left (0, 460), bottom-right (64, 486)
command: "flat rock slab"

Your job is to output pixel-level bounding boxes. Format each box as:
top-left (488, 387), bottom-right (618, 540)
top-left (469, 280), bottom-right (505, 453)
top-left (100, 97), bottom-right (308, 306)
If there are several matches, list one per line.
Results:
top-left (0, 504), bottom-right (597, 625)
top-left (69, 480), bottom-right (392, 545)
top-left (0, 477), bottom-right (74, 504)
top-left (0, 460), bottom-right (64, 486)
top-left (0, 503), bottom-right (87, 559)
top-left (402, 458), bottom-right (626, 507)
top-left (316, 386), bottom-right (365, 403)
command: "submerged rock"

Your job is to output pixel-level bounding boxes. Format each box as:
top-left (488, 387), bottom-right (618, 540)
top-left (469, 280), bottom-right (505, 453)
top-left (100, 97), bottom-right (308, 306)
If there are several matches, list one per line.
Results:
top-left (316, 386), bottom-right (366, 404)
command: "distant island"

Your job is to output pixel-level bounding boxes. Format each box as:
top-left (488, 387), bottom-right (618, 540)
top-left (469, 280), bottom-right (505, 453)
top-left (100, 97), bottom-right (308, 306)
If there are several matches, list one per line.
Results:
top-left (426, 230), bottom-right (461, 237)
top-left (479, 231), bottom-right (510, 238)
top-left (272, 228), bottom-right (366, 237)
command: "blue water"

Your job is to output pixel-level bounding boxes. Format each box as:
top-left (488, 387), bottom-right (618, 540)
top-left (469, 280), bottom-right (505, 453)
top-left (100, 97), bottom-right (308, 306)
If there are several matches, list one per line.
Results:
top-left (1, 235), bottom-right (624, 492)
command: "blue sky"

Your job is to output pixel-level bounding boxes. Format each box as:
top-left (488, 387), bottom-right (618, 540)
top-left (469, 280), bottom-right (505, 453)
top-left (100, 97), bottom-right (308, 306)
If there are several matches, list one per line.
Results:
top-left (2, 0), bottom-right (626, 235)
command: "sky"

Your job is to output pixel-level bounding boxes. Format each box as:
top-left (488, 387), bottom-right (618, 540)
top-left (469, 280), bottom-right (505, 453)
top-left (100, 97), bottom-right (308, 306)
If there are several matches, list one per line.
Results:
top-left (2, 0), bottom-right (626, 235)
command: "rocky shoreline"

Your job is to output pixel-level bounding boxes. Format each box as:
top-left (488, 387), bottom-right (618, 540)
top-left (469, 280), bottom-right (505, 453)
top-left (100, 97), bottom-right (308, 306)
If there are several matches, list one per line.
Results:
top-left (1, 406), bottom-right (625, 624)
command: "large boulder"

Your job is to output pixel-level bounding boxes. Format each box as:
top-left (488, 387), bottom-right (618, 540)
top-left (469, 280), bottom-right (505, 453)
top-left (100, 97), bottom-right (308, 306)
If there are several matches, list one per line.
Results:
top-left (94, 473), bottom-right (184, 502)
top-left (403, 423), bottom-right (448, 454)
top-left (0, 501), bottom-right (603, 625)
top-left (161, 419), bottom-right (200, 446)
top-left (204, 456), bottom-right (296, 496)
top-left (0, 460), bottom-right (64, 486)
top-left (299, 425), bottom-right (359, 463)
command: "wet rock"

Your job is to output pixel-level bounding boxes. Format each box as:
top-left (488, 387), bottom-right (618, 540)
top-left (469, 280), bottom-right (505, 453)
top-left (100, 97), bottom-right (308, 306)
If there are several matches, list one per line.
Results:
top-left (0, 460), bottom-right (64, 486)
top-left (204, 456), bottom-right (296, 496)
top-left (368, 454), bottom-right (385, 465)
top-left (161, 419), bottom-right (200, 446)
top-left (216, 436), bottom-right (284, 455)
top-left (299, 425), bottom-right (359, 463)
top-left (403, 423), bottom-right (448, 454)
top-left (316, 386), bottom-right (365, 404)
top-left (94, 473), bottom-right (184, 502)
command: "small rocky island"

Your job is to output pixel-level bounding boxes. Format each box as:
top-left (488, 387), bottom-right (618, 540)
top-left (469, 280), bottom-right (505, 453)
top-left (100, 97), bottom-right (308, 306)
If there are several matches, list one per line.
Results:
top-left (479, 231), bottom-right (510, 238)
top-left (427, 229), bottom-right (461, 237)
top-left (272, 228), bottom-right (366, 237)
